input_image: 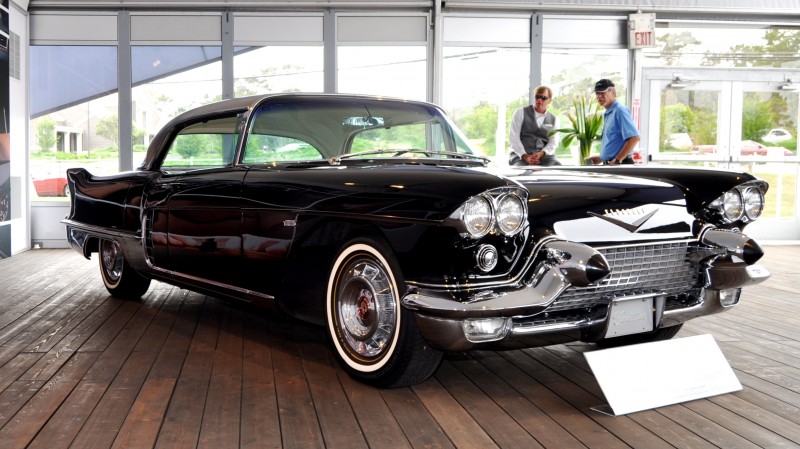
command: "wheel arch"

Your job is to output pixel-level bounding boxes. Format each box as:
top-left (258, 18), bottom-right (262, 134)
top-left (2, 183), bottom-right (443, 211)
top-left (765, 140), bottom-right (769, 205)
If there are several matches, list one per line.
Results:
top-left (277, 219), bottom-right (393, 325)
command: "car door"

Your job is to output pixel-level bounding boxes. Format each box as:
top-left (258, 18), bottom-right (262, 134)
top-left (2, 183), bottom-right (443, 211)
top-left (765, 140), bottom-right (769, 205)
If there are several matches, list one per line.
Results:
top-left (146, 115), bottom-right (247, 288)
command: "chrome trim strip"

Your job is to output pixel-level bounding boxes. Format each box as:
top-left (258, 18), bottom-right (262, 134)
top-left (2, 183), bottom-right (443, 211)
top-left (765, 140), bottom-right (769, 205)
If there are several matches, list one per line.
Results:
top-left (137, 214), bottom-right (276, 302)
top-left (511, 319), bottom-right (589, 336)
top-left (62, 219), bottom-right (140, 240)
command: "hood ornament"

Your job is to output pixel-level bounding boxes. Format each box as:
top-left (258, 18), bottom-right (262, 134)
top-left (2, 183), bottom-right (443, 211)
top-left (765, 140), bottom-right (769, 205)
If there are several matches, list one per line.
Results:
top-left (588, 208), bottom-right (658, 233)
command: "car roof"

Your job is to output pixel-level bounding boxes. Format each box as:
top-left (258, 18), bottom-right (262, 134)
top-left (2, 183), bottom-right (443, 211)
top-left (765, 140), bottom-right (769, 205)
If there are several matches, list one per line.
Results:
top-left (141, 93), bottom-right (448, 170)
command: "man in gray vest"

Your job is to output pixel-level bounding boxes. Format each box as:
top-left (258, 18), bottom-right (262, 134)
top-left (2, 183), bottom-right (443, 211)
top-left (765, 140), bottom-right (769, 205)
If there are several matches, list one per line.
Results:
top-left (508, 85), bottom-right (561, 166)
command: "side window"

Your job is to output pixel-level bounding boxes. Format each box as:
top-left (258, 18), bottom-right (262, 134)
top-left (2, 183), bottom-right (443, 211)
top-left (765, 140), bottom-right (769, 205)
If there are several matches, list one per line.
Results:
top-left (243, 135), bottom-right (323, 163)
top-left (161, 116), bottom-right (240, 172)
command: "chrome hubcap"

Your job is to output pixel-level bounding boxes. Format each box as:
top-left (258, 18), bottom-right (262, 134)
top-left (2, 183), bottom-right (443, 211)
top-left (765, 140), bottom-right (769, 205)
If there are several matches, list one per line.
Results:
top-left (337, 258), bottom-right (396, 359)
top-left (100, 241), bottom-right (123, 282)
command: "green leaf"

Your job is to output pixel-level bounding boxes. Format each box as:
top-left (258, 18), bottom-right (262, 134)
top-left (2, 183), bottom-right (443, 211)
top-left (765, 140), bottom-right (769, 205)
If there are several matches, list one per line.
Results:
top-left (554, 95), bottom-right (604, 164)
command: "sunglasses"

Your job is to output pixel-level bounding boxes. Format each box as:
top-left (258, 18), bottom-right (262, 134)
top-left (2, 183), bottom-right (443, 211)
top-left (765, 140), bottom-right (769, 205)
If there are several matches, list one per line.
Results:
top-left (535, 95), bottom-right (550, 101)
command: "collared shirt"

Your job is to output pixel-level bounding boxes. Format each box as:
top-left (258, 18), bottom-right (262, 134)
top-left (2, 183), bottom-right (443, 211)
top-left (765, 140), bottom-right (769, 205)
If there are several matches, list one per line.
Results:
top-left (600, 101), bottom-right (639, 161)
top-left (509, 107), bottom-right (560, 159)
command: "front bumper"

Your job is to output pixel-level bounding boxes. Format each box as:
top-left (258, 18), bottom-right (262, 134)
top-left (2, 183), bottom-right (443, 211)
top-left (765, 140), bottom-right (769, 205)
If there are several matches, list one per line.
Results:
top-left (402, 236), bottom-right (771, 352)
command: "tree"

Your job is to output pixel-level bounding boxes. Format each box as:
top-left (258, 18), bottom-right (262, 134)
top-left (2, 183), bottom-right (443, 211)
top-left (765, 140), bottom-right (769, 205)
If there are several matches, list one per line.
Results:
top-left (657, 32), bottom-right (701, 66)
top-left (454, 101), bottom-right (499, 155)
top-left (659, 102), bottom-right (697, 147)
top-left (96, 115), bottom-right (146, 148)
top-left (36, 117), bottom-right (57, 151)
top-left (96, 115), bottom-right (120, 147)
top-left (741, 95), bottom-right (774, 141)
top-left (173, 134), bottom-right (203, 160)
top-left (713, 30), bottom-right (800, 68)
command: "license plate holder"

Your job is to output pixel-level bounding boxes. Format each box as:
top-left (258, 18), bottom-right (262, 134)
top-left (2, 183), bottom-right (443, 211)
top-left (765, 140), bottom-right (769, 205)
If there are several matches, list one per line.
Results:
top-left (605, 295), bottom-right (655, 338)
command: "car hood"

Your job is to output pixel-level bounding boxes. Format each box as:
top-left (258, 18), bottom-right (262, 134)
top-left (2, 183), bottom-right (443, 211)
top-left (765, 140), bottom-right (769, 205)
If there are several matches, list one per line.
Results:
top-left (247, 165), bottom-right (702, 234)
top-left (500, 168), bottom-right (694, 243)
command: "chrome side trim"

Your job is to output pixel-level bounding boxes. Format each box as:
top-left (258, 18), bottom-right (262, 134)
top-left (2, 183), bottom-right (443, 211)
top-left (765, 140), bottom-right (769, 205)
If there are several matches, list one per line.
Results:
top-left (138, 214), bottom-right (275, 302)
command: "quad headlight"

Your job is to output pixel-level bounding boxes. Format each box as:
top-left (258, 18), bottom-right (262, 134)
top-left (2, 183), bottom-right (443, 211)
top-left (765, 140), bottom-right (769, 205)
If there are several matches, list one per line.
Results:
top-left (462, 195), bottom-right (494, 237)
top-left (722, 189), bottom-right (744, 221)
top-left (450, 188), bottom-right (528, 238)
top-left (742, 186), bottom-right (764, 220)
top-left (495, 193), bottom-right (526, 235)
top-left (710, 183), bottom-right (765, 223)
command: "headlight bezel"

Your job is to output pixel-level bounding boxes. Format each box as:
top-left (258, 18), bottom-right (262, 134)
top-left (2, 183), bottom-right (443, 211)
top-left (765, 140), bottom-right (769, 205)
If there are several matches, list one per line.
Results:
top-left (495, 192), bottom-right (527, 236)
top-left (741, 186), bottom-right (765, 220)
top-left (462, 194), bottom-right (494, 238)
top-left (449, 187), bottom-right (529, 239)
top-left (721, 188), bottom-right (744, 222)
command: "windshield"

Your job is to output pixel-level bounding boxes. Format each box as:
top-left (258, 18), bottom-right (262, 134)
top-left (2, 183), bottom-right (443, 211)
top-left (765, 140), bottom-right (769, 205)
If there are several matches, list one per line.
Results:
top-left (241, 98), bottom-right (484, 165)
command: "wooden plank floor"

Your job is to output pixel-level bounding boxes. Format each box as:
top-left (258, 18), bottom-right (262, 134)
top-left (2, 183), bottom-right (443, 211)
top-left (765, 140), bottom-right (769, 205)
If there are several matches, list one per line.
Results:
top-left (0, 245), bottom-right (798, 449)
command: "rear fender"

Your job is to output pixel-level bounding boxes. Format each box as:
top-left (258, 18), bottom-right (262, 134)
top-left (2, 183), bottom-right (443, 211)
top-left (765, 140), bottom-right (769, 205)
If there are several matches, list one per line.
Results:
top-left (66, 168), bottom-right (152, 232)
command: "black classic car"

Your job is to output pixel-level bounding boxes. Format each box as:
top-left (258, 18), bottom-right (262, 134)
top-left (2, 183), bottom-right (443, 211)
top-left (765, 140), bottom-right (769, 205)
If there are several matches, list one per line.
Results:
top-left (65, 93), bottom-right (771, 387)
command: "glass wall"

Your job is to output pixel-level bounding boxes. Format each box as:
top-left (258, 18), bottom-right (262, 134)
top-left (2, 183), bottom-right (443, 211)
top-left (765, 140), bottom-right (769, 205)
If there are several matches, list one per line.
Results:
top-left (336, 15), bottom-right (429, 102)
top-left (441, 47), bottom-right (530, 160)
top-left (337, 45), bottom-right (427, 101)
top-left (233, 46), bottom-right (324, 97)
top-left (440, 16), bottom-right (532, 163)
top-left (642, 22), bottom-right (800, 70)
top-left (29, 46), bottom-right (118, 199)
top-left (131, 46), bottom-right (223, 168)
top-left (542, 48), bottom-right (630, 164)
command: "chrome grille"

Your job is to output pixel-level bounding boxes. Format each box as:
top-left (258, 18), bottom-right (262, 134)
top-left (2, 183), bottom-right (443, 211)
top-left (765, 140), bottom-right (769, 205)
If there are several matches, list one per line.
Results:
top-left (547, 240), bottom-right (720, 312)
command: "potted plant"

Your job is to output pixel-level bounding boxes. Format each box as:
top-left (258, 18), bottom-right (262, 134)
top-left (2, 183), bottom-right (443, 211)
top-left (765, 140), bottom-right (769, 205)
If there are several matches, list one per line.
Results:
top-left (552, 95), bottom-right (604, 165)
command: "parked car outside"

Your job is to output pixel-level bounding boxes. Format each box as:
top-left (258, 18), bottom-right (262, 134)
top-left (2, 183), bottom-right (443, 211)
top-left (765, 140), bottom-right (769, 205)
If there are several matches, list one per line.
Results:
top-left (64, 94), bottom-right (771, 387)
top-left (761, 128), bottom-right (793, 144)
top-left (32, 176), bottom-right (69, 197)
top-left (663, 132), bottom-right (693, 150)
top-left (692, 140), bottom-right (794, 156)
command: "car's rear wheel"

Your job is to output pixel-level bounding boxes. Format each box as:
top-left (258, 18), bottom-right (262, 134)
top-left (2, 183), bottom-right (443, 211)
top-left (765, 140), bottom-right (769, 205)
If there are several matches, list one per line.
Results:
top-left (63, 184), bottom-right (70, 197)
top-left (595, 323), bottom-right (684, 349)
top-left (99, 239), bottom-right (150, 299)
top-left (326, 238), bottom-right (442, 387)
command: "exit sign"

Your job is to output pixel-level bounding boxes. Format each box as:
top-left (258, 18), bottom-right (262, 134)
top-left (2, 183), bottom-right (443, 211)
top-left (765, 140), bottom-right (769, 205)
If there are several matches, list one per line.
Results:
top-left (628, 13), bottom-right (656, 49)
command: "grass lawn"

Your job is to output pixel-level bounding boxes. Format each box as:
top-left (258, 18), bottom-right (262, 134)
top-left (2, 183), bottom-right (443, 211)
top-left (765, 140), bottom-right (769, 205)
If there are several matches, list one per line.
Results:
top-left (752, 170), bottom-right (797, 219)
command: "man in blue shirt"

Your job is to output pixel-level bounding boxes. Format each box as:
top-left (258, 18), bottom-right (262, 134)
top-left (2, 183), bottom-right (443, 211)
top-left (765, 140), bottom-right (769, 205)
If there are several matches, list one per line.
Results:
top-left (594, 79), bottom-right (640, 165)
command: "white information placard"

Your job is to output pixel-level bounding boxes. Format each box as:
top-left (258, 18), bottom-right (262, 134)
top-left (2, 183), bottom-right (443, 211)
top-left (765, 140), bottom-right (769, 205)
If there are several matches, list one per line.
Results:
top-left (584, 334), bottom-right (741, 416)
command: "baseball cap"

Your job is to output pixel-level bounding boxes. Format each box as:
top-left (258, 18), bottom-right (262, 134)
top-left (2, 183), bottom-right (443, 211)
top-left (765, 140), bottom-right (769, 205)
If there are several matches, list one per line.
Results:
top-left (594, 79), bottom-right (615, 92)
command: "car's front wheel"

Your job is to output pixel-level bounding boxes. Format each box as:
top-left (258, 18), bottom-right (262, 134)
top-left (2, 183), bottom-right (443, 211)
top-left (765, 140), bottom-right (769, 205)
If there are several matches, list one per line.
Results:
top-left (99, 239), bottom-right (151, 299)
top-left (326, 238), bottom-right (442, 387)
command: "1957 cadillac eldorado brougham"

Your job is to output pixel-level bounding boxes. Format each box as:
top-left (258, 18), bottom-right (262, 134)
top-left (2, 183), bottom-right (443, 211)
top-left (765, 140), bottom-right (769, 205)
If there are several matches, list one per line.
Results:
top-left (64, 93), bottom-right (771, 387)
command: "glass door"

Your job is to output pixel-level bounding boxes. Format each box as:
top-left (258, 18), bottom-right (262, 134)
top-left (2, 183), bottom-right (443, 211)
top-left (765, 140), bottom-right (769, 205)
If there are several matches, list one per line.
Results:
top-left (652, 79), bottom-right (727, 166)
top-left (642, 68), bottom-right (800, 240)
top-left (737, 83), bottom-right (799, 231)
